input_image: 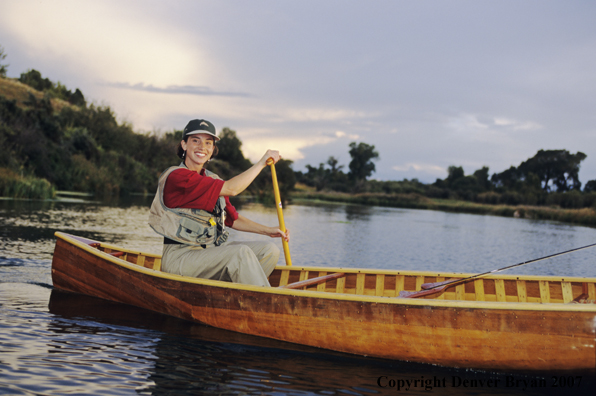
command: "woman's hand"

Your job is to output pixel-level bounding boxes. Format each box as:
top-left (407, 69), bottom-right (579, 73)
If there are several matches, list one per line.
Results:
top-left (231, 215), bottom-right (289, 242)
top-left (258, 149), bottom-right (281, 167)
top-left (267, 227), bottom-right (290, 242)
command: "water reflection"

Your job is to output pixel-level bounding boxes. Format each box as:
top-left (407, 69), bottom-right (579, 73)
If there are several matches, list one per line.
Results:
top-left (3, 198), bottom-right (596, 278)
top-left (46, 288), bottom-right (590, 396)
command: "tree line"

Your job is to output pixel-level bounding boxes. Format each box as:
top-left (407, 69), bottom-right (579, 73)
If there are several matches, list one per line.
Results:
top-left (297, 147), bottom-right (596, 210)
top-left (0, 52), bottom-right (294, 200)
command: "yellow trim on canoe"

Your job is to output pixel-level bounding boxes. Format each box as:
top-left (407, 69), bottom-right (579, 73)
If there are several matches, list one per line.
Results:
top-left (55, 231), bottom-right (596, 313)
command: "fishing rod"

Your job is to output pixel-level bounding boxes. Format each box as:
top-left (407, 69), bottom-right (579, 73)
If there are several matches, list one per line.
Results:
top-left (399, 242), bottom-right (596, 298)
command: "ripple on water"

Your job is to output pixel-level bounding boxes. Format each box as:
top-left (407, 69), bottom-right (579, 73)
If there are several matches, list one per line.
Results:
top-left (2, 283), bottom-right (594, 395)
top-left (2, 200), bottom-right (596, 395)
top-left (0, 283), bottom-right (159, 395)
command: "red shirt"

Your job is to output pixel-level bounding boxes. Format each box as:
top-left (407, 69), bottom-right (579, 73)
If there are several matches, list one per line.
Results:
top-left (163, 168), bottom-right (238, 227)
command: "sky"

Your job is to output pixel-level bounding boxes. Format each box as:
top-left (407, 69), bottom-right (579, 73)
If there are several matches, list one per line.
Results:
top-left (1, 0), bottom-right (595, 183)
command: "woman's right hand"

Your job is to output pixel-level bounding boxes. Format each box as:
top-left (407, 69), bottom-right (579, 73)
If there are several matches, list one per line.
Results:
top-left (259, 150), bottom-right (281, 167)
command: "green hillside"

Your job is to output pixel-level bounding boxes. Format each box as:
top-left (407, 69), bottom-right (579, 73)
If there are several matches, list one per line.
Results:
top-left (0, 67), bottom-right (296, 202)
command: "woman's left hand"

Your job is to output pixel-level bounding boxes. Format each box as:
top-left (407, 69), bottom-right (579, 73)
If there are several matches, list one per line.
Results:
top-left (269, 227), bottom-right (290, 242)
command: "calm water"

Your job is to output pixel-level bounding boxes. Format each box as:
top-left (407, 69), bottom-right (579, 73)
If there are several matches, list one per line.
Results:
top-left (1, 197), bottom-right (595, 395)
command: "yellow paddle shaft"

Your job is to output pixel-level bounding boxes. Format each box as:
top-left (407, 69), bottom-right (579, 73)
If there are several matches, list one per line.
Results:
top-left (267, 158), bottom-right (292, 266)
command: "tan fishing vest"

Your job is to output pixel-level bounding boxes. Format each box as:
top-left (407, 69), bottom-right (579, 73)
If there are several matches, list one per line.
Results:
top-left (148, 165), bottom-right (229, 248)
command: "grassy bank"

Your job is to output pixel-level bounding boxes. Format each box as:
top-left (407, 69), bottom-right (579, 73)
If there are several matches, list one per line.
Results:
top-left (0, 168), bottom-right (55, 200)
top-left (291, 190), bottom-right (596, 228)
top-left (0, 77), bottom-right (75, 112)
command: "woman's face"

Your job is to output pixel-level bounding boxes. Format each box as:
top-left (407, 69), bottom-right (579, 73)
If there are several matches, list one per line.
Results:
top-left (181, 133), bottom-right (215, 170)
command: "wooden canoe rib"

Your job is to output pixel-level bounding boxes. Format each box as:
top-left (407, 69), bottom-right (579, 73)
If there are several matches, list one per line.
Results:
top-left (51, 232), bottom-right (596, 373)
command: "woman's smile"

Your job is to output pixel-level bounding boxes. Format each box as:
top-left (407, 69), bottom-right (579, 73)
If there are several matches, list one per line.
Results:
top-left (181, 134), bottom-right (215, 170)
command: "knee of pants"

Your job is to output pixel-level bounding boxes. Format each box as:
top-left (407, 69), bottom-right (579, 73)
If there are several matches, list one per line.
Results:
top-left (237, 244), bottom-right (257, 259)
top-left (225, 245), bottom-right (270, 286)
top-left (259, 243), bottom-right (280, 276)
top-left (264, 242), bottom-right (280, 260)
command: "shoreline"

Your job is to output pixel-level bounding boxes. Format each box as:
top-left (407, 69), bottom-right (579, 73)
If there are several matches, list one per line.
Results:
top-left (290, 191), bottom-right (596, 229)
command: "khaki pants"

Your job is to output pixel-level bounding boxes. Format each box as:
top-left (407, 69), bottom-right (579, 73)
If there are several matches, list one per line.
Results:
top-left (161, 241), bottom-right (280, 287)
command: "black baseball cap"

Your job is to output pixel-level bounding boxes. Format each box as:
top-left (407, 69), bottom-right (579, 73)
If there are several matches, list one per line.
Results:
top-left (183, 119), bottom-right (219, 141)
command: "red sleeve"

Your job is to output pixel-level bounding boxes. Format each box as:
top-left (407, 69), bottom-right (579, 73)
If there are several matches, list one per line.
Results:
top-left (163, 168), bottom-right (225, 212)
top-left (224, 197), bottom-right (238, 227)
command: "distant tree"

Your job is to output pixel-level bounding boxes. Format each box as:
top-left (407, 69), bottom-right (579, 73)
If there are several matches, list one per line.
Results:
top-left (438, 165), bottom-right (488, 199)
top-left (0, 45), bottom-right (8, 77)
top-left (68, 88), bottom-right (86, 107)
top-left (584, 180), bottom-right (596, 193)
top-left (325, 156), bottom-right (349, 191)
top-left (294, 156), bottom-right (349, 192)
top-left (473, 166), bottom-right (491, 191)
top-left (491, 150), bottom-right (586, 193)
top-left (327, 156), bottom-right (343, 174)
top-left (216, 127), bottom-right (252, 170)
top-left (446, 166), bottom-right (465, 187)
top-left (18, 70), bottom-right (86, 107)
top-left (302, 163), bottom-right (328, 191)
top-left (491, 166), bottom-right (523, 190)
top-left (348, 142), bottom-right (379, 182)
top-left (517, 149), bottom-right (586, 192)
top-left (19, 69), bottom-right (52, 91)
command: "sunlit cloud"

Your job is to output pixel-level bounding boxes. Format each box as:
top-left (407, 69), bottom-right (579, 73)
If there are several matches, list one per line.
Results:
top-left (0, 1), bottom-right (206, 85)
top-left (242, 136), bottom-right (335, 162)
top-left (239, 128), bottom-right (361, 163)
top-left (104, 82), bottom-right (251, 97)
top-left (279, 108), bottom-right (370, 123)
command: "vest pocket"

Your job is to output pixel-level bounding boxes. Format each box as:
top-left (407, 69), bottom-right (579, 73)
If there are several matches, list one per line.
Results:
top-left (177, 217), bottom-right (214, 243)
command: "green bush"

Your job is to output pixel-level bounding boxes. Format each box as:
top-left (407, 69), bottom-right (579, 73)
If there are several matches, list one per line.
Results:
top-left (0, 168), bottom-right (55, 199)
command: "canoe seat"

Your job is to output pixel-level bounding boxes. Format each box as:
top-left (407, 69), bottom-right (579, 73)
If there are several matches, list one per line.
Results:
top-left (86, 242), bottom-right (125, 258)
top-left (569, 283), bottom-right (595, 303)
top-left (280, 272), bottom-right (345, 290)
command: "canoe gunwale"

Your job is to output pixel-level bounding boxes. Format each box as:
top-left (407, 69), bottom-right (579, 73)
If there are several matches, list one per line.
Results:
top-left (53, 231), bottom-right (596, 313)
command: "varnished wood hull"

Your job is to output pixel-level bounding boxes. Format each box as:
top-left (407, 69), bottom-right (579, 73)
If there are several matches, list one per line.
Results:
top-left (51, 232), bottom-right (596, 373)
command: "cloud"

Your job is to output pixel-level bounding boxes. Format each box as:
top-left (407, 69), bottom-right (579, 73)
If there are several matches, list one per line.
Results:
top-left (277, 108), bottom-right (372, 123)
top-left (237, 125), bottom-right (364, 163)
top-left (392, 163), bottom-right (445, 176)
top-left (493, 117), bottom-right (542, 131)
top-left (242, 135), bottom-right (335, 162)
top-left (447, 114), bottom-right (542, 141)
top-left (335, 131), bottom-right (360, 140)
top-left (104, 82), bottom-right (251, 97)
top-left (0, 1), bottom-right (206, 85)
top-left (240, 126), bottom-right (361, 159)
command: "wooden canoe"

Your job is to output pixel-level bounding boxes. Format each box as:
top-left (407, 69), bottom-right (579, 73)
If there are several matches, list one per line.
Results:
top-left (51, 231), bottom-right (596, 373)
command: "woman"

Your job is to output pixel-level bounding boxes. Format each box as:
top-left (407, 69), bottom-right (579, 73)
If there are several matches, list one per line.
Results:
top-left (149, 119), bottom-right (290, 287)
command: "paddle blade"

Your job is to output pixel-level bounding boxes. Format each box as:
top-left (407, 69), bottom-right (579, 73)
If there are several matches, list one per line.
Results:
top-left (421, 278), bottom-right (462, 290)
top-left (398, 286), bottom-right (448, 299)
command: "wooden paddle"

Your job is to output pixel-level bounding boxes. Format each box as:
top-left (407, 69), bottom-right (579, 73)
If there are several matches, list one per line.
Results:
top-left (267, 158), bottom-right (292, 266)
top-left (399, 242), bottom-right (596, 298)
